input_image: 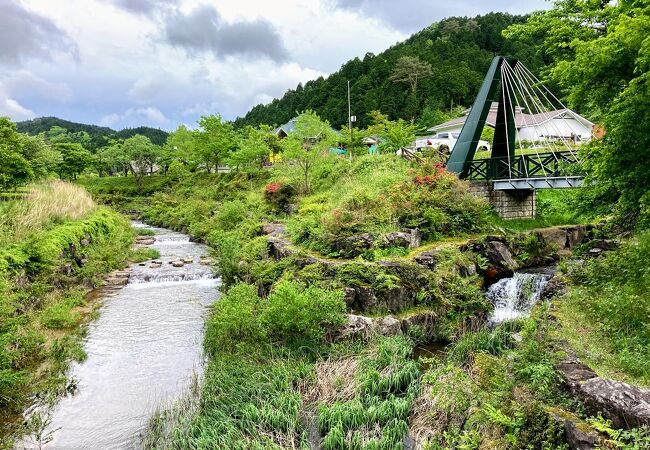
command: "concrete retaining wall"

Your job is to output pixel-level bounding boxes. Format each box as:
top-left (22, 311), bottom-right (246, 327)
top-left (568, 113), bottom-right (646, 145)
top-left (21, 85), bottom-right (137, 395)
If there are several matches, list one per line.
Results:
top-left (470, 181), bottom-right (536, 219)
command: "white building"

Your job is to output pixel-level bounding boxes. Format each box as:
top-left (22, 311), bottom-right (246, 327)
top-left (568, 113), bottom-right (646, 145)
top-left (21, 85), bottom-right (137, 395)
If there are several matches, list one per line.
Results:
top-left (428, 102), bottom-right (594, 144)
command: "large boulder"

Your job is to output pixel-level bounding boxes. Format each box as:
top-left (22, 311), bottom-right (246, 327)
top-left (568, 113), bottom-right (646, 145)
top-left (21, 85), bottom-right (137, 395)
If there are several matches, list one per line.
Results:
top-left (372, 316), bottom-right (402, 336)
top-left (486, 240), bottom-right (518, 270)
top-left (557, 355), bottom-right (650, 429)
top-left (588, 239), bottom-right (619, 252)
top-left (347, 285), bottom-right (415, 314)
top-left (334, 233), bottom-right (375, 257)
top-left (536, 228), bottom-right (569, 251)
top-left (400, 310), bottom-right (437, 337)
top-left (332, 314), bottom-right (403, 342)
top-left (413, 248), bottom-right (441, 270)
top-left (382, 229), bottom-right (421, 249)
top-left (268, 237), bottom-right (294, 259)
top-left (261, 222), bottom-right (286, 237)
top-left (548, 409), bottom-right (602, 450)
top-left (484, 240), bottom-right (518, 282)
top-left (580, 378), bottom-right (650, 429)
top-left (334, 314), bottom-right (373, 341)
top-left (381, 287), bottom-right (413, 312)
top-left (351, 286), bottom-right (378, 311)
top-left (566, 226), bottom-right (587, 249)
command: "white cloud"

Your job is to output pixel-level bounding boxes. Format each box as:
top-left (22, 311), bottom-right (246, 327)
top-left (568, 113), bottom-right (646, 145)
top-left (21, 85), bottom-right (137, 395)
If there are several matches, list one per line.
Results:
top-left (2, 70), bottom-right (73, 102)
top-left (100, 107), bottom-right (169, 129)
top-left (5, 0), bottom-right (546, 129)
top-left (0, 86), bottom-right (36, 121)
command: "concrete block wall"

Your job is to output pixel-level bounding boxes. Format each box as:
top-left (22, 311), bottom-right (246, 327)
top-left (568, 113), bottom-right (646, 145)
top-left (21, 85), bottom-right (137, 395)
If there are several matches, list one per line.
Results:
top-left (469, 181), bottom-right (536, 219)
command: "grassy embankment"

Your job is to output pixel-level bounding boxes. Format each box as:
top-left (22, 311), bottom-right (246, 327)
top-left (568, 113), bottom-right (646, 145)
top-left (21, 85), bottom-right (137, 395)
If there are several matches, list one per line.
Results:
top-left (80, 155), bottom-right (647, 448)
top-left (0, 181), bottom-right (156, 447)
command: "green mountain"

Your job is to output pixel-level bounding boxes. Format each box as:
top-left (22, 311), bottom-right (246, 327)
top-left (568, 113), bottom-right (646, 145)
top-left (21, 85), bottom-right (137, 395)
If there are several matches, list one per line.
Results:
top-left (234, 13), bottom-right (543, 130)
top-left (16, 117), bottom-right (169, 149)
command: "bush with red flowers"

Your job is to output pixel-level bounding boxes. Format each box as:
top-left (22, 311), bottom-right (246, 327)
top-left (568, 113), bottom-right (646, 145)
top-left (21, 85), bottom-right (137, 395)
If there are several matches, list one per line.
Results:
top-left (264, 182), bottom-right (295, 212)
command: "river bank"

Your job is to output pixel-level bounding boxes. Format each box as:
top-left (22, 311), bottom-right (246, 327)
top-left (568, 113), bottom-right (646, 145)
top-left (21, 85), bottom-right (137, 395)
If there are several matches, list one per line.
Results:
top-left (20, 223), bottom-right (219, 449)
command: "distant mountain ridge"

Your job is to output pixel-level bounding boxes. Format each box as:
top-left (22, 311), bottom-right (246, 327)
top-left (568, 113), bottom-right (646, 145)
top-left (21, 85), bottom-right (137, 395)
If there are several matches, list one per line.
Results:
top-left (234, 12), bottom-right (543, 130)
top-left (16, 116), bottom-right (169, 149)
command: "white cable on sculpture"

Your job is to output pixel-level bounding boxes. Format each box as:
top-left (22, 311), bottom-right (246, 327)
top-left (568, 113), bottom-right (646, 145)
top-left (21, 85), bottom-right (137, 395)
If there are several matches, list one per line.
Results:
top-left (515, 62), bottom-right (580, 160)
top-left (501, 64), bottom-right (551, 179)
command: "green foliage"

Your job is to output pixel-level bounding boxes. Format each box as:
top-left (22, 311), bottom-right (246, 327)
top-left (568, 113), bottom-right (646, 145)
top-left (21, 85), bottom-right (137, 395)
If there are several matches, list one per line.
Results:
top-left (39, 291), bottom-right (84, 329)
top-left (145, 352), bottom-right (311, 449)
top-left (284, 155), bottom-right (488, 256)
top-left (389, 56), bottom-right (433, 96)
top-left (228, 125), bottom-right (274, 172)
top-left (205, 284), bottom-right (266, 353)
top-left (389, 162), bottom-right (489, 241)
top-left (367, 111), bottom-right (416, 153)
top-left (280, 110), bottom-right (338, 194)
top-left (16, 116), bottom-right (168, 150)
top-left (587, 416), bottom-right (650, 449)
top-left (565, 232), bottom-right (650, 382)
top-left (0, 117), bottom-right (35, 190)
top-left (0, 145), bottom-right (33, 190)
top-left (447, 325), bottom-right (515, 366)
top-left (263, 281), bottom-right (347, 346)
top-left (317, 337), bottom-right (419, 449)
top-left (205, 281), bottom-right (346, 353)
top-left (196, 114), bottom-right (238, 173)
top-left (129, 247), bottom-right (160, 263)
top-left (54, 142), bottom-right (93, 180)
top-left (120, 134), bottom-right (162, 186)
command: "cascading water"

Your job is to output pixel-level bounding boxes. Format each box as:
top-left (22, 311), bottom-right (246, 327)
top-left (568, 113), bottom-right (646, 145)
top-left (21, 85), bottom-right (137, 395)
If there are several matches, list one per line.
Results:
top-left (24, 222), bottom-right (220, 450)
top-left (487, 272), bottom-right (550, 325)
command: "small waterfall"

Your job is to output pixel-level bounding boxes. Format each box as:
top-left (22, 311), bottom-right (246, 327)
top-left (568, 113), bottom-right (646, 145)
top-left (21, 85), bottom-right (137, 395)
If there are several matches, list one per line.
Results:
top-left (487, 272), bottom-right (550, 325)
top-left (155, 235), bottom-right (190, 243)
top-left (129, 271), bottom-right (215, 284)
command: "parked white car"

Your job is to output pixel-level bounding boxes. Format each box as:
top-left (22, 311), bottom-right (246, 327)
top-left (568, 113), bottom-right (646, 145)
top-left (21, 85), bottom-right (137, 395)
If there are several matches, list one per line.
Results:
top-left (415, 132), bottom-right (491, 154)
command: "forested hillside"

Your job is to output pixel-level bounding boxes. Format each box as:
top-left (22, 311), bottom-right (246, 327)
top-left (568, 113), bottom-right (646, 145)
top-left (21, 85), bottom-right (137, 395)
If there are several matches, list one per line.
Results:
top-left (17, 117), bottom-right (169, 149)
top-left (235, 13), bottom-right (543, 130)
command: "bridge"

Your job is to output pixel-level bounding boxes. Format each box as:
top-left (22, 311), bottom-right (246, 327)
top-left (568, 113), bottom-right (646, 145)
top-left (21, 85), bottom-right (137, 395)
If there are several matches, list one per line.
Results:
top-left (464, 150), bottom-right (584, 190)
top-left (442, 56), bottom-right (586, 218)
top-left (445, 56), bottom-right (585, 191)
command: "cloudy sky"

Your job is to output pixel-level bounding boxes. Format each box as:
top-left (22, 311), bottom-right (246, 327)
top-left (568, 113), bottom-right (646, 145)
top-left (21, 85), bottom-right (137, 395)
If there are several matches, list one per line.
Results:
top-left (0, 0), bottom-right (547, 130)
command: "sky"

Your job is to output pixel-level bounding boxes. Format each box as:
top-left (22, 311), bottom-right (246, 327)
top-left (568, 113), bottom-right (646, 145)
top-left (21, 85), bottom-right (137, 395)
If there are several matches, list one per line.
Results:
top-left (0, 0), bottom-right (548, 131)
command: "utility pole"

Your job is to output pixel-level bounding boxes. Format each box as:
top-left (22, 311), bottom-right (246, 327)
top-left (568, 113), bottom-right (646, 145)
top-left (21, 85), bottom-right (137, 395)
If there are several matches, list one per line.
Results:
top-left (347, 80), bottom-right (354, 161)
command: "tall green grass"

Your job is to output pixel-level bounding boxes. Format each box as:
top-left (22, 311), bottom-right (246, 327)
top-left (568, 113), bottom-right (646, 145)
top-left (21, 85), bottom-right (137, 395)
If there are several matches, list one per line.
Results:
top-left (0, 181), bottom-right (95, 246)
top-left (560, 232), bottom-right (650, 383)
top-left (0, 190), bottom-right (135, 445)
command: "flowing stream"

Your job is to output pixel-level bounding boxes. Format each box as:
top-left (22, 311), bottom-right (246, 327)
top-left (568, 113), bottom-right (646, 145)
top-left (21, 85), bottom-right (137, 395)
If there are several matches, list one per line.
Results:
top-left (487, 271), bottom-right (551, 325)
top-left (28, 223), bottom-right (219, 449)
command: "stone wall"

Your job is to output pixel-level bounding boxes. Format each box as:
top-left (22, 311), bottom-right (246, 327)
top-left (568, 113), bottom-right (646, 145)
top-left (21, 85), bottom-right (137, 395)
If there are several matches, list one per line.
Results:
top-left (470, 181), bottom-right (536, 219)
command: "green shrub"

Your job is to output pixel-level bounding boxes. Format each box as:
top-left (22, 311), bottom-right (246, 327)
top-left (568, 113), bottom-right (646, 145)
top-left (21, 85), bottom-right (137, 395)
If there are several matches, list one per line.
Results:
top-left (263, 281), bottom-right (346, 346)
top-left (205, 284), bottom-right (266, 354)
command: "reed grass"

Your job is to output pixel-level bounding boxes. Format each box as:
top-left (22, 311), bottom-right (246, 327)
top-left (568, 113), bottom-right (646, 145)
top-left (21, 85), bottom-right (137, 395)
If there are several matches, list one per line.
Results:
top-left (0, 181), bottom-right (95, 245)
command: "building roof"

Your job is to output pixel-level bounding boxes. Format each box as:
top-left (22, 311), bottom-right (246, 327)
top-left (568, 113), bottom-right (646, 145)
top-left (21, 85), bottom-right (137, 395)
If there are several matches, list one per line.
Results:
top-left (428, 103), bottom-right (594, 132)
top-left (273, 118), bottom-right (298, 136)
top-left (273, 117), bottom-right (340, 139)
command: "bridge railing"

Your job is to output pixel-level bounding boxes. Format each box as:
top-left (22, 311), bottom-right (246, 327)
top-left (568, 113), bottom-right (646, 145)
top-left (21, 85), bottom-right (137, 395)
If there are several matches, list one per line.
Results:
top-left (464, 150), bottom-right (582, 181)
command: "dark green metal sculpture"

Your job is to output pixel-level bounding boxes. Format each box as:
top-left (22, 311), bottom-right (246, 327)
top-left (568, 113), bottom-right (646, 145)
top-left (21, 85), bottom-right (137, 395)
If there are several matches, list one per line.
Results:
top-left (446, 56), bottom-right (517, 179)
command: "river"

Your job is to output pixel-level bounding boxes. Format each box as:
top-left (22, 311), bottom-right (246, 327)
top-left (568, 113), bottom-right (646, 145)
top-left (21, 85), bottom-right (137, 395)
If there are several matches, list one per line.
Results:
top-left (27, 223), bottom-right (219, 449)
